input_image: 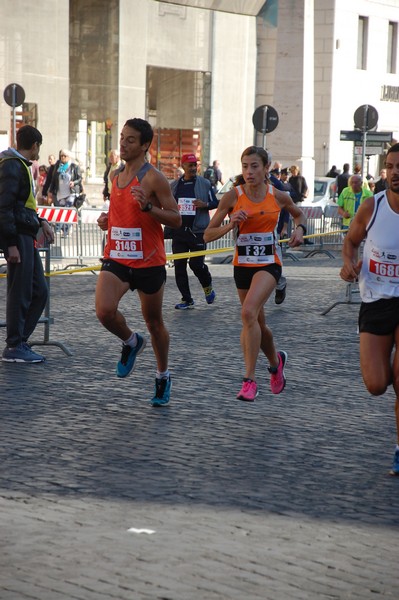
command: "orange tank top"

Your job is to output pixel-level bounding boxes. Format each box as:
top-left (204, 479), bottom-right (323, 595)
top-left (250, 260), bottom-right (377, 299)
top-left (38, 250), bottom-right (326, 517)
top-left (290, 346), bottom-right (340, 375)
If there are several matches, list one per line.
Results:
top-left (103, 169), bottom-right (166, 268)
top-left (231, 184), bottom-right (282, 268)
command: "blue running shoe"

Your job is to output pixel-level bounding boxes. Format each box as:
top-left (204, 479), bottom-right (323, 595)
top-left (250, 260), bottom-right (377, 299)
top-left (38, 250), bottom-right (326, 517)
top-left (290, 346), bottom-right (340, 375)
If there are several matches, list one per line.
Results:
top-left (203, 285), bottom-right (216, 304)
top-left (116, 334), bottom-right (146, 378)
top-left (390, 447), bottom-right (399, 476)
top-left (150, 376), bottom-right (172, 407)
top-left (175, 300), bottom-right (195, 310)
top-left (2, 342), bottom-right (45, 363)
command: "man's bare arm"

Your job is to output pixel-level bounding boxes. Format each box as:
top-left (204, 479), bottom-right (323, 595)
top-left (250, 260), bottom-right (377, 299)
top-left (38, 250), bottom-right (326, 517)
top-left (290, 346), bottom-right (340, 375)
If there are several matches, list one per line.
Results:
top-left (340, 198), bottom-right (374, 282)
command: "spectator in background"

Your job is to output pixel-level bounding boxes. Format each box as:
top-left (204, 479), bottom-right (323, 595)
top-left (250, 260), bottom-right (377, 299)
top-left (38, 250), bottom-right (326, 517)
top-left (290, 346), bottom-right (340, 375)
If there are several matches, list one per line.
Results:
top-left (336, 163), bottom-right (351, 196)
top-left (353, 163), bottom-right (370, 189)
top-left (289, 165), bottom-right (308, 204)
top-left (0, 125), bottom-right (54, 363)
top-left (270, 161), bottom-right (282, 177)
top-left (326, 165), bottom-right (339, 178)
top-left (204, 159), bottom-right (224, 191)
top-left (48, 149), bottom-right (82, 236)
top-left (30, 160), bottom-right (40, 183)
top-left (35, 164), bottom-right (48, 205)
top-left (374, 168), bottom-right (389, 194)
top-left (269, 160), bottom-right (295, 304)
top-left (337, 174), bottom-right (373, 230)
top-left (368, 178), bottom-right (376, 194)
top-left (170, 153), bottom-right (218, 309)
top-left (41, 154), bottom-right (58, 204)
top-left (280, 167), bottom-right (293, 190)
top-left (103, 149), bottom-right (123, 205)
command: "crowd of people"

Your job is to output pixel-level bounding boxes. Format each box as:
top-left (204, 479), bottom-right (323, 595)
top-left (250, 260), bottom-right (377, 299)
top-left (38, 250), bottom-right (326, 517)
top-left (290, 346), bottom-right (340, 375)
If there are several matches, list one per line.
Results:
top-left (30, 150), bottom-right (85, 211)
top-left (1, 121), bottom-right (399, 476)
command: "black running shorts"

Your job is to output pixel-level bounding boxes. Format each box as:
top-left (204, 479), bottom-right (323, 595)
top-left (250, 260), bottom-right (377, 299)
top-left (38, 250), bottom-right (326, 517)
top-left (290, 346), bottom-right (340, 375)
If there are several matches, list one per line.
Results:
top-left (101, 259), bottom-right (166, 294)
top-left (358, 297), bottom-right (399, 335)
top-left (233, 264), bottom-right (282, 290)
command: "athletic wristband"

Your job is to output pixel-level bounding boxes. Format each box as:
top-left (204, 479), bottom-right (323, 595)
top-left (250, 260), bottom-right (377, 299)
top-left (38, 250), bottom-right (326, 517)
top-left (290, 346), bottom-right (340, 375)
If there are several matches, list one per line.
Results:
top-left (296, 224), bottom-right (307, 235)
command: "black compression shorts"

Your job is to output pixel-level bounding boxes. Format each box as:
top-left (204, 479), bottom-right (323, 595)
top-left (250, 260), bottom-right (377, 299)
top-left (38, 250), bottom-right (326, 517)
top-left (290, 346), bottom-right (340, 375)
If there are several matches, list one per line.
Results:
top-left (233, 264), bottom-right (282, 290)
top-left (101, 259), bottom-right (166, 294)
top-left (358, 297), bottom-right (399, 335)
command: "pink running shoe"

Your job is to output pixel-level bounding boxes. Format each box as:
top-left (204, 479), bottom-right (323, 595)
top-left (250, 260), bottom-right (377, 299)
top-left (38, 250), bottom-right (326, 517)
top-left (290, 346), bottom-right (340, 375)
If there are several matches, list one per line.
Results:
top-left (269, 351), bottom-right (288, 394)
top-left (237, 379), bottom-right (258, 402)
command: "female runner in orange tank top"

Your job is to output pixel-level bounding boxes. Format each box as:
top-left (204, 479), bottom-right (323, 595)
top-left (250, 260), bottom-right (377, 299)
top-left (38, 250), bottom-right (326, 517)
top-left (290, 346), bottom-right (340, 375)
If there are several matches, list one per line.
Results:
top-left (204, 146), bottom-right (306, 402)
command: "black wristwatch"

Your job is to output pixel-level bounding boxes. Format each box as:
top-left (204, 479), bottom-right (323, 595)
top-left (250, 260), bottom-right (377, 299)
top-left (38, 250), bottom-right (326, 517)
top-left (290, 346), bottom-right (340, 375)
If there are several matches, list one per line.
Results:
top-left (142, 202), bottom-right (153, 212)
top-left (296, 223), bottom-right (307, 235)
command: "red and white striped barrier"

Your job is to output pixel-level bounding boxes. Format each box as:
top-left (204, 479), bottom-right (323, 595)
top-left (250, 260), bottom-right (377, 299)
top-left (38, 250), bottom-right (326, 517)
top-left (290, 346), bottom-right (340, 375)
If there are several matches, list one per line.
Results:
top-left (79, 207), bottom-right (104, 224)
top-left (301, 206), bottom-right (324, 220)
top-left (37, 207), bottom-right (78, 223)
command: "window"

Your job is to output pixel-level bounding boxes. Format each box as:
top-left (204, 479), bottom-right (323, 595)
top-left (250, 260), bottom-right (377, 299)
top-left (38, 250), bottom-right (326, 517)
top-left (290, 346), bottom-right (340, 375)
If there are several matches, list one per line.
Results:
top-left (387, 21), bottom-right (398, 74)
top-left (357, 16), bottom-right (368, 70)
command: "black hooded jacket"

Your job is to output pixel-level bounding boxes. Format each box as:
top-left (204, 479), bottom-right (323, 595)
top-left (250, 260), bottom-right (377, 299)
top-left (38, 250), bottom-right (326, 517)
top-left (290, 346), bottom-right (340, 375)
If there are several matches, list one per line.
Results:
top-left (0, 149), bottom-right (44, 248)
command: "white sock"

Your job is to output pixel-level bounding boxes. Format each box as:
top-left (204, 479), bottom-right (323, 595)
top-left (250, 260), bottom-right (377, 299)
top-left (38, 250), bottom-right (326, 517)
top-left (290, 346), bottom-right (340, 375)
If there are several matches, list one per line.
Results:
top-left (123, 332), bottom-right (137, 347)
top-left (156, 369), bottom-right (170, 380)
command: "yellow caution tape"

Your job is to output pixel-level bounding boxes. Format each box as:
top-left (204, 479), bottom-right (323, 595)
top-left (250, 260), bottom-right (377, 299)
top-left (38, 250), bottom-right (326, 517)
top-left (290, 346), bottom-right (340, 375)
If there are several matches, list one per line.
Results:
top-left (0, 229), bottom-right (346, 278)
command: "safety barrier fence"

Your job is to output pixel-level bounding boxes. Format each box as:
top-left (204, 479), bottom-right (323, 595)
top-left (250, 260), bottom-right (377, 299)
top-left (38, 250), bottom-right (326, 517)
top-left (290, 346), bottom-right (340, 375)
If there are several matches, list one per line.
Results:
top-left (298, 205), bottom-right (344, 258)
top-left (32, 205), bottom-right (344, 268)
top-left (0, 205), bottom-right (347, 355)
top-left (0, 246), bottom-right (73, 356)
top-left (34, 207), bottom-right (237, 269)
top-left (0, 205), bottom-right (345, 271)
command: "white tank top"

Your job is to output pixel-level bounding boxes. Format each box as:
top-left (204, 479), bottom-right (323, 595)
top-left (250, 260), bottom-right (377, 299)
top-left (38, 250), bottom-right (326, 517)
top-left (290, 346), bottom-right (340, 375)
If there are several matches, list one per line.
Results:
top-left (359, 191), bottom-right (399, 302)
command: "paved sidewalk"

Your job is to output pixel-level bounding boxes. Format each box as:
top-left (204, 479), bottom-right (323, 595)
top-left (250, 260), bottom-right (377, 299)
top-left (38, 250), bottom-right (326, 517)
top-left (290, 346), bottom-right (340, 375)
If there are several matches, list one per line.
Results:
top-left (1, 255), bottom-right (399, 599)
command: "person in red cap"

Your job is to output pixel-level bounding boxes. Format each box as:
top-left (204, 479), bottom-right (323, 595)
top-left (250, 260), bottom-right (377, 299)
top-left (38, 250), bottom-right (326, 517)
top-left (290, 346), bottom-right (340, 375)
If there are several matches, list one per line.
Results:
top-left (169, 153), bottom-right (219, 309)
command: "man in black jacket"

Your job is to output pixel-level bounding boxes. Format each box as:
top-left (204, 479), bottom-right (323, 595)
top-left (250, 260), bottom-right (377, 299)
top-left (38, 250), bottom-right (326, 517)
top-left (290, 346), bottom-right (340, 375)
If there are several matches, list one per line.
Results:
top-left (336, 163), bottom-right (351, 196)
top-left (0, 125), bottom-right (54, 362)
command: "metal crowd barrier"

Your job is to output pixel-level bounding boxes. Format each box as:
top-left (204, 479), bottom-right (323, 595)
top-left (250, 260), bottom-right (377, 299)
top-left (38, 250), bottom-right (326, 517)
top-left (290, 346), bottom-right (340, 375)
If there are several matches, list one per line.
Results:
top-left (38, 206), bottom-right (81, 268)
top-left (300, 206), bottom-right (335, 258)
top-left (37, 206), bottom-right (235, 267)
top-left (0, 245), bottom-right (73, 356)
top-left (36, 204), bottom-right (343, 267)
top-left (322, 205), bottom-right (345, 249)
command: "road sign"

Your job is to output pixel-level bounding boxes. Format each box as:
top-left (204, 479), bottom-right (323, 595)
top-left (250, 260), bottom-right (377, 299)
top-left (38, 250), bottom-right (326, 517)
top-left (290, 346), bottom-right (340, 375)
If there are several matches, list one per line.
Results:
top-left (353, 104), bottom-right (378, 131)
top-left (3, 83), bottom-right (25, 108)
top-left (252, 105), bottom-right (279, 134)
top-left (363, 131), bottom-right (392, 143)
top-left (340, 130), bottom-right (362, 142)
top-left (340, 130), bottom-right (392, 143)
top-left (354, 144), bottom-right (385, 156)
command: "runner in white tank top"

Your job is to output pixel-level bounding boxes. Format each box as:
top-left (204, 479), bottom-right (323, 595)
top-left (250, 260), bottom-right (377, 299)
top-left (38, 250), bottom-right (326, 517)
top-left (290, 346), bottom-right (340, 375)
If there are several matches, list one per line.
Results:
top-left (340, 143), bottom-right (399, 476)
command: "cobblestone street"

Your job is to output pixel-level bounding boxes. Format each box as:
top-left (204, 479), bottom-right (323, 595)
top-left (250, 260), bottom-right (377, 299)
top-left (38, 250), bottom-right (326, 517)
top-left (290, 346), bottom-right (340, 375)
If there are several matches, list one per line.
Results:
top-left (1, 256), bottom-right (398, 599)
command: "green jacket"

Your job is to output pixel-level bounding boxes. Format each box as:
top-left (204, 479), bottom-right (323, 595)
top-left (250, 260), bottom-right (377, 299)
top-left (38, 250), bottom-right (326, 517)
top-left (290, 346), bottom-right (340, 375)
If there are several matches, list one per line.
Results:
top-left (337, 186), bottom-right (373, 227)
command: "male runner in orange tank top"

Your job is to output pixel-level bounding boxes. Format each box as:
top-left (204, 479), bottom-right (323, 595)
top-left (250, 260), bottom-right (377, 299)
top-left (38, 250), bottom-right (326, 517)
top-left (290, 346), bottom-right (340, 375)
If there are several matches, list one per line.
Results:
top-left (95, 118), bottom-right (181, 406)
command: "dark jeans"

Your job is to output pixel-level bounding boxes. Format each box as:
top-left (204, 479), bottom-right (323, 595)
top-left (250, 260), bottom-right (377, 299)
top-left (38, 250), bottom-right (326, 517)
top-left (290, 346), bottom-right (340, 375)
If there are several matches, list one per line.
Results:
top-left (4, 234), bottom-right (48, 347)
top-left (172, 228), bottom-right (212, 302)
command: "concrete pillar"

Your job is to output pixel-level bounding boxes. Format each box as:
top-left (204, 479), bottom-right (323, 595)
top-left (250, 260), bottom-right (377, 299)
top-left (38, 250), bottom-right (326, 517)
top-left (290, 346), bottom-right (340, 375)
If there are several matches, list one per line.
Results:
top-left (256, 0), bottom-right (315, 182)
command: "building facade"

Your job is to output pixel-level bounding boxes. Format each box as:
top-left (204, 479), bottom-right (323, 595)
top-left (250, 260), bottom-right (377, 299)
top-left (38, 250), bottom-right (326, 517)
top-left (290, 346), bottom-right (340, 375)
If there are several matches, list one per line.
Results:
top-left (0, 0), bottom-right (398, 187)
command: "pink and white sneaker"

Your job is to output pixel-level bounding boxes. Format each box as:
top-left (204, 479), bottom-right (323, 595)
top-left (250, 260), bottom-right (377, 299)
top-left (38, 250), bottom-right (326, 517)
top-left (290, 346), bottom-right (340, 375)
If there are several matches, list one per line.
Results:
top-left (237, 379), bottom-right (258, 402)
top-left (269, 351), bottom-right (288, 394)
